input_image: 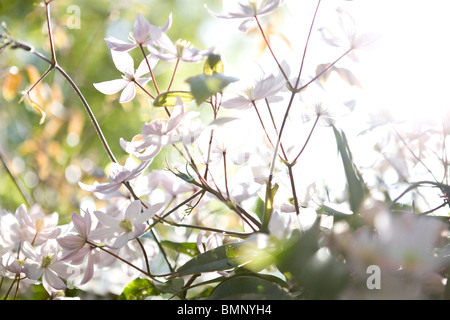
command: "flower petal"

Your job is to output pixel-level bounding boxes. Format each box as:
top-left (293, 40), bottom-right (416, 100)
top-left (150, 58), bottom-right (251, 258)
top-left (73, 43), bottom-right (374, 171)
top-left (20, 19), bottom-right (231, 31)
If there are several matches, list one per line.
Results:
top-left (104, 37), bottom-right (138, 52)
top-left (111, 50), bottom-right (135, 76)
top-left (119, 82), bottom-right (136, 103)
top-left (133, 13), bottom-right (151, 44)
top-left (93, 79), bottom-right (129, 95)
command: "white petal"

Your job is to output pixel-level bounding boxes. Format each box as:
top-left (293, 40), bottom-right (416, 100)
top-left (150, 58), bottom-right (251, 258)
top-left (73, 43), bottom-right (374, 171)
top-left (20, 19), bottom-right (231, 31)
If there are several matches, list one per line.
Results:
top-left (43, 269), bottom-right (66, 290)
top-left (136, 202), bottom-right (165, 224)
top-left (93, 210), bottom-right (119, 228)
top-left (238, 18), bottom-right (256, 33)
top-left (119, 82), bottom-right (136, 103)
top-left (148, 25), bottom-right (176, 54)
top-left (136, 54), bottom-right (158, 77)
top-left (104, 37), bottom-right (137, 52)
top-left (111, 50), bottom-right (135, 75)
top-left (125, 200), bottom-right (142, 221)
top-left (161, 12), bottom-right (173, 33)
top-left (133, 13), bottom-right (150, 44)
top-left (112, 233), bottom-right (129, 248)
top-left (93, 79), bottom-right (129, 95)
top-left (221, 95), bottom-right (252, 110)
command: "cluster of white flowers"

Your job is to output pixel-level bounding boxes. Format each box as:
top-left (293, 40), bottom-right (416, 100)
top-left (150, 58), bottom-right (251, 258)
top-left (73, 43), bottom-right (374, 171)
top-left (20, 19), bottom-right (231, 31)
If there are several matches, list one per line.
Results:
top-left (1, 0), bottom-right (448, 300)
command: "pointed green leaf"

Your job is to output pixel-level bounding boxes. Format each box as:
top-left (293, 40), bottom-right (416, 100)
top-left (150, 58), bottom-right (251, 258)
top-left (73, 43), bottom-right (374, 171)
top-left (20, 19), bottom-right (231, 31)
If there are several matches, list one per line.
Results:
top-left (161, 240), bottom-right (200, 257)
top-left (186, 73), bottom-right (238, 106)
top-left (175, 242), bottom-right (245, 276)
top-left (118, 277), bottom-right (159, 300)
top-left (332, 126), bottom-right (368, 213)
top-left (203, 53), bottom-right (224, 76)
top-left (153, 91), bottom-right (194, 107)
top-left (208, 275), bottom-right (292, 300)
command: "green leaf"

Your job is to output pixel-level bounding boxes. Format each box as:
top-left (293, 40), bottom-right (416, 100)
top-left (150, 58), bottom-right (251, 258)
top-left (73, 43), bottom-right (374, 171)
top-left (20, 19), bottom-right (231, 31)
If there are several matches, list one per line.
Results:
top-left (203, 53), bottom-right (224, 76)
top-left (208, 275), bottom-right (292, 300)
top-left (118, 278), bottom-right (159, 300)
top-left (186, 73), bottom-right (238, 106)
top-left (175, 242), bottom-right (244, 276)
top-left (161, 240), bottom-right (201, 257)
top-left (153, 91), bottom-right (194, 107)
top-left (154, 278), bottom-right (184, 295)
top-left (332, 125), bottom-right (368, 214)
top-left (260, 182), bottom-right (279, 233)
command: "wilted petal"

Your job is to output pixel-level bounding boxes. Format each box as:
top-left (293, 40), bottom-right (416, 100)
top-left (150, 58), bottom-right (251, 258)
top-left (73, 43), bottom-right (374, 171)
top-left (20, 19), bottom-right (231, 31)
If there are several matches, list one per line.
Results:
top-left (94, 79), bottom-right (129, 95)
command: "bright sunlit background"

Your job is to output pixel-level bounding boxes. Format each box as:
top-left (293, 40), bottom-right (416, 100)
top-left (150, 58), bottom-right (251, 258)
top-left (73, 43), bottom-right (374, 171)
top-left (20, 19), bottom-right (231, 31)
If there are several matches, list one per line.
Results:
top-left (1, 0), bottom-right (450, 216)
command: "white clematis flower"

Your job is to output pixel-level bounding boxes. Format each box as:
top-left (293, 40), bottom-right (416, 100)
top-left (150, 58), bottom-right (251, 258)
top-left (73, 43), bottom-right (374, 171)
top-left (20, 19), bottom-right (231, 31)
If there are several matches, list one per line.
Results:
top-left (91, 200), bottom-right (164, 249)
top-left (205, 0), bottom-right (285, 32)
top-left (93, 50), bottom-right (158, 103)
top-left (78, 157), bottom-right (152, 196)
top-left (104, 13), bottom-right (172, 52)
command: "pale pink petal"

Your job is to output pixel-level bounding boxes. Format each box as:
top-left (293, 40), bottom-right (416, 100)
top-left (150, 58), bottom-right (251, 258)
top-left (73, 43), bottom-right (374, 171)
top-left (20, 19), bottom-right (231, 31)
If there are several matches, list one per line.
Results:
top-left (221, 95), bottom-right (252, 109)
top-left (161, 12), bottom-right (173, 33)
top-left (80, 251), bottom-right (96, 285)
top-left (133, 13), bottom-right (151, 44)
top-left (25, 263), bottom-right (43, 280)
top-left (136, 202), bottom-right (165, 224)
top-left (71, 212), bottom-right (87, 236)
top-left (112, 233), bottom-right (129, 248)
top-left (93, 210), bottom-right (119, 228)
top-left (125, 200), bottom-right (142, 221)
top-left (166, 98), bottom-right (185, 132)
top-left (43, 269), bottom-right (66, 290)
top-left (148, 25), bottom-right (176, 54)
top-left (136, 55), bottom-right (158, 77)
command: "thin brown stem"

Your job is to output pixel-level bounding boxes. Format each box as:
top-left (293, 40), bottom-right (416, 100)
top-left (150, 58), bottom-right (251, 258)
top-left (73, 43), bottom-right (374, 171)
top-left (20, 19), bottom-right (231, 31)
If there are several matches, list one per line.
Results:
top-left (255, 16), bottom-right (289, 82)
top-left (139, 44), bottom-right (160, 94)
top-left (223, 151), bottom-right (231, 199)
top-left (167, 58), bottom-right (180, 91)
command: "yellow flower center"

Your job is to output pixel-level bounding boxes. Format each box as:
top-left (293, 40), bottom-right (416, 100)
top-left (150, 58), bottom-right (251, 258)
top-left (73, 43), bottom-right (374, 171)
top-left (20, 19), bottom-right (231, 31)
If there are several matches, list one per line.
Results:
top-left (175, 39), bottom-right (191, 57)
top-left (119, 217), bottom-right (134, 233)
top-left (41, 253), bottom-right (54, 268)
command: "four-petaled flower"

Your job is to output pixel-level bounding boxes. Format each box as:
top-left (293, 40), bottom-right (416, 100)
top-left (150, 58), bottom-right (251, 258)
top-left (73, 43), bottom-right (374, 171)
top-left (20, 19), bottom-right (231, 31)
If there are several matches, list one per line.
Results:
top-left (22, 241), bottom-right (71, 292)
top-left (205, 0), bottom-right (285, 32)
top-left (147, 29), bottom-right (214, 63)
top-left (104, 13), bottom-right (172, 52)
top-left (221, 62), bottom-right (289, 110)
top-left (319, 7), bottom-right (379, 62)
top-left (120, 96), bottom-right (190, 160)
top-left (93, 50), bottom-right (158, 103)
top-left (92, 200), bottom-right (164, 248)
top-left (79, 157), bottom-right (152, 196)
